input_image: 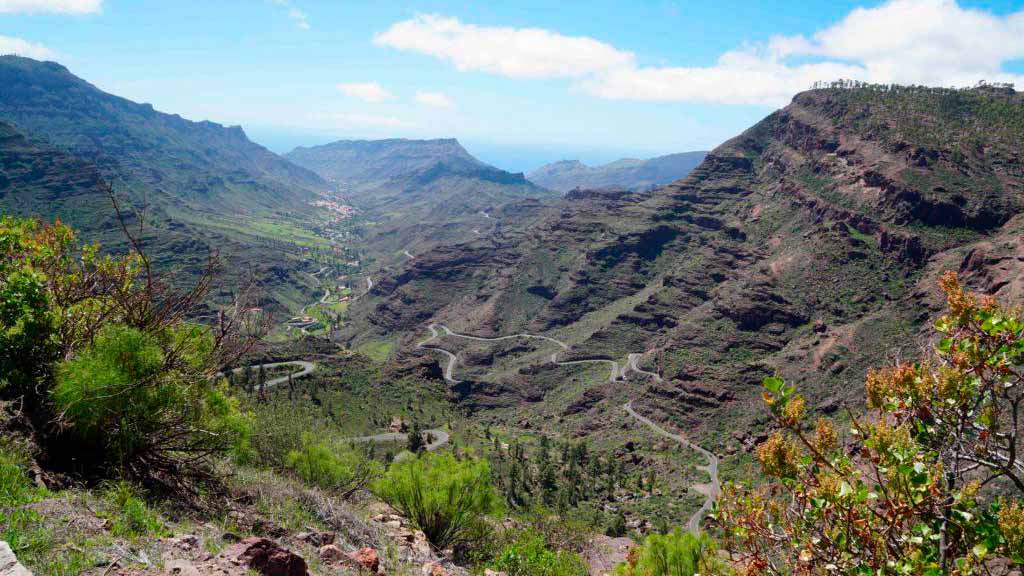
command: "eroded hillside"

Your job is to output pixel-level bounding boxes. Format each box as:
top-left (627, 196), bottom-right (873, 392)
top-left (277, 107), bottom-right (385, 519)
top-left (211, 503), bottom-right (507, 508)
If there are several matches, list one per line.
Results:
top-left (347, 85), bottom-right (1024, 452)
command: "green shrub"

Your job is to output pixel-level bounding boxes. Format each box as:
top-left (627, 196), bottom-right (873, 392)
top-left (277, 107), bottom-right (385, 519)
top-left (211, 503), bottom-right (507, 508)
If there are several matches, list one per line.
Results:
top-left (614, 530), bottom-right (725, 576)
top-left (606, 512), bottom-right (626, 537)
top-left (491, 532), bottom-right (588, 576)
top-left (285, 434), bottom-right (382, 496)
top-left (247, 401), bottom-right (336, 468)
top-left (373, 452), bottom-right (501, 549)
top-left (101, 481), bottom-right (166, 540)
top-left (51, 324), bottom-right (252, 475)
top-left (0, 217), bottom-right (57, 400)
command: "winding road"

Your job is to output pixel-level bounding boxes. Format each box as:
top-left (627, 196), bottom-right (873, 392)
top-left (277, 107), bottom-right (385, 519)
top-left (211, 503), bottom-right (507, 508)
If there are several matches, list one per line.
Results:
top-left (623, 401), bottom-right (720, 534)
top-left (415, 323), bottom-right (720, 533)
top-left (346, 428), bottom-right (450, 462)
top-left (417, 323), bottom-right (623, 383)
top-left (228, 359), bottom-right (451, 456)
top-left (224, 360), bottom-right (315, 388)
top-left (262, 245), bottom-right (717, 531)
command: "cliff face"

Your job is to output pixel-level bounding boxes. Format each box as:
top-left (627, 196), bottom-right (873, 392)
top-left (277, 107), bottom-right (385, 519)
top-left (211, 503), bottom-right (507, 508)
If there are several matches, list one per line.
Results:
top-left (348, 86), bottom-right (1024, 445)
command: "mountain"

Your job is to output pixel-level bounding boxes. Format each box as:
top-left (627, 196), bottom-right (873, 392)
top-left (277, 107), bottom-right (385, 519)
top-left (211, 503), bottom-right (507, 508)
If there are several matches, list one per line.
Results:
top-left (0, 56), bottom-right (325, 213)
top-left (286, 138), bottom-right (558, 257)
top-left (0, 56), bottom-right (332, 317)
top-left (346, 85), bottom-right (1024, 455)
top-left (286, 138), bottom-right (485, 185)
top-left (527, 151), bottom-right (708, 192)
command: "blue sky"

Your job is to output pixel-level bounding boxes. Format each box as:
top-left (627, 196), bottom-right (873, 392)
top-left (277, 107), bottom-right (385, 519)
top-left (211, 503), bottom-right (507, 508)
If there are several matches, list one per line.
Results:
top-left (2, 0), bottom-right (1023, 171)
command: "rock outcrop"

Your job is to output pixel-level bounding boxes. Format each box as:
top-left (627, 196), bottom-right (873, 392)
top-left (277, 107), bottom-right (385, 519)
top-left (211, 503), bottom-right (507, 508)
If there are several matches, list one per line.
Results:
top-left (0, 541), bottom-right (32, 576)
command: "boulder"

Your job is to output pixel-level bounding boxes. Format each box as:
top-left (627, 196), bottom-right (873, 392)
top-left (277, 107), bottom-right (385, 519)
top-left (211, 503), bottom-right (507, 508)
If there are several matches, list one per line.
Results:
top-left (296, 531), bottom-right (335, 547)
top-left (219, 537), bottom-right (308, 576)
top-left (0, 541), bottom-right (32, 576)
top-left (318, 544), bottom-right (345, 564)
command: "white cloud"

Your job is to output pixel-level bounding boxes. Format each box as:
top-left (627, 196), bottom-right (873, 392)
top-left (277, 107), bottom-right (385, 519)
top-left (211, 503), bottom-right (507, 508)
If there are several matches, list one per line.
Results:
top-left (0, 0), bottom-right (100, 13)
top-left (786, 0), bottom-right (1024, 87)
top-left (337, 82), bottom-right (394, 103)
top-left (414, 90), bottom-right (454, 108)
top-left (373, 14), bottom-right (634, 79)
top-left (584, 53), bottom-right (864, 106)
top-left (376, 1), bottom-right (1024, 108)
top-left (288, 7), bottom-right (310, 30)
top-left (0, 35), bottom-right (54, 59)
top-left (266, 0), bottom-right (309, 30)
top-left (306, 112), bottom-right (409, 128)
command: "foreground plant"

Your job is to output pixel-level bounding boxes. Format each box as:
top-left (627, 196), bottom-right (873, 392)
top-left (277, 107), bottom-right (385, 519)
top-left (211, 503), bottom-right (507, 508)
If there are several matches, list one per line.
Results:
top-left (717, 272), bottom-right (1024, 574)
top-left (373, 452), bottom-right (502, 550)
top-left (614, 529), bottom-right (726, 576)
top-left (491, 531), bottom-right (588, 576)
top-left (285, 433), bottom-right (382, 496)
top-left (1, 212), bottom-right (262, 485)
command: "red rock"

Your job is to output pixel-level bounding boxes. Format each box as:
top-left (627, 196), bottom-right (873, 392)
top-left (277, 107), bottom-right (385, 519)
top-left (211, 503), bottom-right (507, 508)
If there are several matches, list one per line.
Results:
top-left (219, 536), bottom-right (308, 576)
top-left (345, 547), bottom-right (380, 573)
top-left (422, 561), bottom-right (449, 575)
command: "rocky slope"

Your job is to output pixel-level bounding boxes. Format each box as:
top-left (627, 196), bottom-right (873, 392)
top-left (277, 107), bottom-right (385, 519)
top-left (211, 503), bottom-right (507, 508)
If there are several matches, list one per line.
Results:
top-left (0, 57), bottom-right (333, 318)
top-left (528, 151), bottom-right (707, 193)
top-left (347, 85), bottom-right (1024, 453)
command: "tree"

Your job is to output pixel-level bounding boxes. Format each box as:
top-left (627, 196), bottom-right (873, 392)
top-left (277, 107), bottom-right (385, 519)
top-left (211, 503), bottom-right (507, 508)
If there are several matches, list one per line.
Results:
top-left (716, 272), bottom-right (1024, 574)
top-left (407, 421), bottom-right (426, 454)
top-left (606, 512), bottom-right (627, 537)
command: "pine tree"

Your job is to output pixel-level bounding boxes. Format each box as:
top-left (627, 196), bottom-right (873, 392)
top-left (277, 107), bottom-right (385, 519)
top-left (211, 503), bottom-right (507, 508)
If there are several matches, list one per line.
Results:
top-left (407, 421), bottom-right (425, 454)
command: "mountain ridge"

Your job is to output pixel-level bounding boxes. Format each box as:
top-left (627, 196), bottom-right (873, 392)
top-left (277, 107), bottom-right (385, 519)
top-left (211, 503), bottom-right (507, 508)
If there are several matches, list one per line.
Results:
top-left (286, 137), bottom-right (489, 185)
top-left (528, 150), bottom-right (708, 192)
top-left (0, 56), bottom-right (326, 214)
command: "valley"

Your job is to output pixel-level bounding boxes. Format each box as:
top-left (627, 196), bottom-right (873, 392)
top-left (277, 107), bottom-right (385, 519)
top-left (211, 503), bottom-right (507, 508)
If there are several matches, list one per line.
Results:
top-left (3, 49), bottom-right (1024, 576)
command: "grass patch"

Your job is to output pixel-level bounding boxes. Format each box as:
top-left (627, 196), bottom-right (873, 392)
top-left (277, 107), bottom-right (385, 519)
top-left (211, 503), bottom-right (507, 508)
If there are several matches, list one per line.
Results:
top-left (100, 481), bottom-right (166, 541)
top-left (356, 339), bottom-right (394, 362)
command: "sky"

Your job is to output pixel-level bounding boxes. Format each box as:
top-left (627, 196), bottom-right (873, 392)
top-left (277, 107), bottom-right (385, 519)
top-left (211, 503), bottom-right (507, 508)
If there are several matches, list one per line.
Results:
top-left (1, 0), bottom-right (1024, 172)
